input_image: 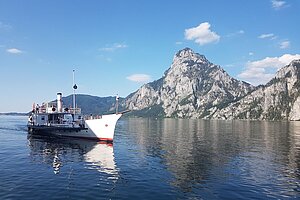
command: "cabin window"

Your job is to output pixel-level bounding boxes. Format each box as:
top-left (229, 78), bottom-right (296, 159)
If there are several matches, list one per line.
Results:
top-left (41, 117), bottom-right (45, 120)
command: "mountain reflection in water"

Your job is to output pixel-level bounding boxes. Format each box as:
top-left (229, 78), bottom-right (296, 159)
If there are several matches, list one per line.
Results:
top-left (1, 116), bottom-right (300, 199)
top-left (123, 118), bottom-right (300, 198)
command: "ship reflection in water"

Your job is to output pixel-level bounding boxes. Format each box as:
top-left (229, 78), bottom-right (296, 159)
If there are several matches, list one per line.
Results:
top-left (27, 135), bottom-right (117, 176)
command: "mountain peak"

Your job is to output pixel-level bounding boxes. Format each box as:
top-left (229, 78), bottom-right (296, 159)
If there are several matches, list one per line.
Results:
top-left (165, 48), bottom-right (211, 77)
top-left (176, 47), bottom-right (194, 56)
top-left (125, 48), bottom-right (254, 118)
top-left (272, 59), bottom-right (300, 82)
top-left (291, 59), bottom-right (300, 65)
top-left (175, 48), bottom-right (208, 63)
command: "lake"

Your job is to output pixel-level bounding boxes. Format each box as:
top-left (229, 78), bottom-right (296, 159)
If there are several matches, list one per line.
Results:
top-left (0, 115), bottom-right (300, 199)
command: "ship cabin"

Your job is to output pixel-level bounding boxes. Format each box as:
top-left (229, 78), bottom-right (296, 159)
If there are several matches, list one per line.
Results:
top-left (28, 93), bottom-right (84, 128)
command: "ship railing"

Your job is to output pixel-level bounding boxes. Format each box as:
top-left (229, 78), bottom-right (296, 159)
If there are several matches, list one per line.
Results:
top-left (35, 102), bottom-right (55, 113)
top-left (84, 115), bottom-right (103, 120)
top-left (69, 108), bottom-right (81, 114)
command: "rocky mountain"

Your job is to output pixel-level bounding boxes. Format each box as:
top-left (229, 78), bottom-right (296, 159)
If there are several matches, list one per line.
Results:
top-left (212, 59), bottom-right (300, 120)
top-left (123, 48), bottom-right (255, 118)
top-left (43, 48), bottom-right (300, 121)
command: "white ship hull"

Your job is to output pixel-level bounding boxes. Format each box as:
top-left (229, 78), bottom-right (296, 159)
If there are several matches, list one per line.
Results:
top-left (84, 113), bottom-right (122, 141)
top-left (28, 113), bottom-right (122, 142)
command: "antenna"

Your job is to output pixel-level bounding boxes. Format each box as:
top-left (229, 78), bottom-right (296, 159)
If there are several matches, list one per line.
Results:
top-left (72, 70), bottom-right (78, 114)
top-left (116, 94), bottom-right (119, 114)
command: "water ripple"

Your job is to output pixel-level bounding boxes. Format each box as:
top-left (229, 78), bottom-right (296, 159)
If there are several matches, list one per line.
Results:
top-left (0, 117), bottom-right (300, 199)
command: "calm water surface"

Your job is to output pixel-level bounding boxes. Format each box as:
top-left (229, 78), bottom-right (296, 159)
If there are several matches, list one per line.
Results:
top-left (0, 115), bottom-right (300, 199)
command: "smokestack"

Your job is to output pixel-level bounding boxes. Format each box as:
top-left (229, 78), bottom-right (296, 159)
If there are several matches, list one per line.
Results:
top-left (57, 93), bottom-right (62, 112)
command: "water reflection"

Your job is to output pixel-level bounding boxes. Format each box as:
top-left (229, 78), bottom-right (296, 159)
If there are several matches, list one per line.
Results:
top-left (84, 142), bottom-right (116, 175)
top-left (126, 118), bottom-right (300, 198)
top-left (27, 135), bottom-right (117, 176)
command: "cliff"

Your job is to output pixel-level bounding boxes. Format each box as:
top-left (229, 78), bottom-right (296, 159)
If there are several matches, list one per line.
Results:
top-left (123, 48), bottom-right (300, 120)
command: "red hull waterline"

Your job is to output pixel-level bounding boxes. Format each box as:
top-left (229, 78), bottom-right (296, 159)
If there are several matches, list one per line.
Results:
top-left (63, 136), bottom-right (114, 143)
top-left (63, 135), bottom-right (114, 142)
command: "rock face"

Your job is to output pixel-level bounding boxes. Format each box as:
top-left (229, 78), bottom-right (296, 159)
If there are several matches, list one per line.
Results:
top-left (212, 59), bottom-right (300, 120)
top-left (123, 48), bottom-right (255, 118)
top-left (55, 48), bottom-right (299, 121)
top-left (123, 48), bottom-right (300, 120)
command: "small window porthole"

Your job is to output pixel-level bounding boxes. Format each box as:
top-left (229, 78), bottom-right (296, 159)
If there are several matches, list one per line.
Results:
top-left (41, 117), bottom-right (45, 120)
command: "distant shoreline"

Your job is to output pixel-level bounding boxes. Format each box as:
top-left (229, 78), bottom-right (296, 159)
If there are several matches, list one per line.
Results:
top-left (0, 112), bottom-right (28, 116)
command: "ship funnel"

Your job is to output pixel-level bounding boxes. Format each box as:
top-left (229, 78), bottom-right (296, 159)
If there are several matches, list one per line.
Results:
top-left (57, 92), bottom-right (63, 112)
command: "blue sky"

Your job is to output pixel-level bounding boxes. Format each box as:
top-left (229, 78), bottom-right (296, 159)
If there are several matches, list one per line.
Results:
top-left (0, 0), bottom-right (299, 112)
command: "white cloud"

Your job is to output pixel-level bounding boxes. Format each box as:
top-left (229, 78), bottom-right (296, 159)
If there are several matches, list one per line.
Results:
top-left (271, 0), bottom-right (286, 9)
top-left (184, 22), bottom-right (220, 45)
top-left (258, 33), bottom-right (277, 40)
top-left (126, 74), bottom-right (151, 83)
top-left (249, 52), bottom-right (254, 56)
top-left (239, 68), bottom-right (275, 85)
top-left (99, 43), bottom-right (128, 51)
top-left (238, 54), bottom-right (300, 85)
top-left (226, 30), bottom-right (245, 37)
top-left (6, 48), bottom-right (23, 54)
top-left (280, 40), bottom-right (290, 49)
top-left (175, 41), bottom-right (183, 45)
top-left (258, 33), bottom-right (290, 49)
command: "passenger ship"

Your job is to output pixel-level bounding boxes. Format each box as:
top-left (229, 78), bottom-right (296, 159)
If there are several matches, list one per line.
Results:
top-left (27, 71), bottom-right (123, 142)
top-left (27, 93), bottom-right (122, 141)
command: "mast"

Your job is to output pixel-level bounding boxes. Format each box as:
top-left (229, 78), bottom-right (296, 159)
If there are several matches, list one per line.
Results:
top-left (72, 70), bottom-right (77, 114)
top-left (116, 94), bottom-right (119, 114)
